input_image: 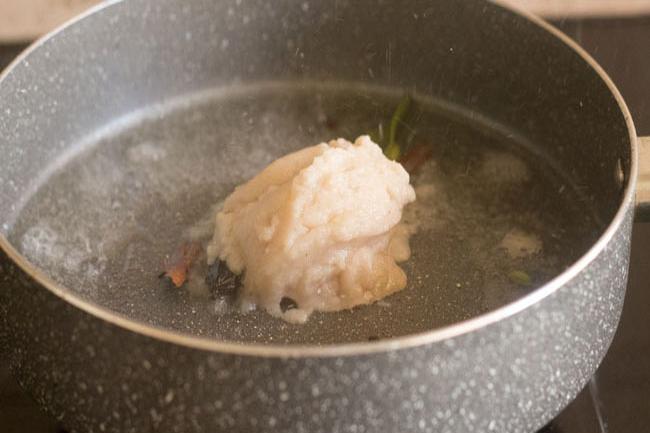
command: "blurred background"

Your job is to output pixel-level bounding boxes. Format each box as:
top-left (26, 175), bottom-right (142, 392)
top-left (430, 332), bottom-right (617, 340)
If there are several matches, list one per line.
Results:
top-left (0, 1), bottom-right (648, 432)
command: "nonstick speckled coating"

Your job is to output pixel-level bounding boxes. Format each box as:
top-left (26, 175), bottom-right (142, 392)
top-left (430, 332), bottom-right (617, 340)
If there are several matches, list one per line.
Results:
top-left (0, 0), bottom-right (636, 432)
top-left (6, 82), bottom-right (602, 345)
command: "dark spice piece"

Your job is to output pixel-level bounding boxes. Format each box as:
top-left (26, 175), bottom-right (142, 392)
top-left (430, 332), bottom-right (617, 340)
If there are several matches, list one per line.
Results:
top-left (280, 297), bottom-right (299, 313)
top-left (206, 259), bottom-right (241, 299)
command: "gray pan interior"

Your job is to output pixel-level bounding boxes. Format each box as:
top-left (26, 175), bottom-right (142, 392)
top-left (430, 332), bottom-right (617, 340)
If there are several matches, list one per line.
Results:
top-left (6, 83), bottom-right (600, 344)
top-left (0, 0), bottom-right (630, 345)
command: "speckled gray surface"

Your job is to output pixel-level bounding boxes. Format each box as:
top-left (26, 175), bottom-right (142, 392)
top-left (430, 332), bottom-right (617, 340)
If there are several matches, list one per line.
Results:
top-left (4, 82), bottom-right (603, 345)
top-left (0, 0), bottom-right (636, 432)
top-left (0, 208), bottom-right (632, 432)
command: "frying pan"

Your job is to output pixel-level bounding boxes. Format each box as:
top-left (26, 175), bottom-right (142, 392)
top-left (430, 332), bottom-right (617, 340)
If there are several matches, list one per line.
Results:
top-left (0, 0), bottom-right (648, 432)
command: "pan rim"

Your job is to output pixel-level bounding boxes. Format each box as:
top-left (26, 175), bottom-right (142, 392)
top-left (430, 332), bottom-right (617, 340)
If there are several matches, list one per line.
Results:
top-left (0, 0), bottom-right (639, 358)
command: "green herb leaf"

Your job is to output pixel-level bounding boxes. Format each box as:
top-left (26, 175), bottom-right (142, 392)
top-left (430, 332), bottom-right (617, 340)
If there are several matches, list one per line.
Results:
top-left (389, 94), bottom-right (411, 149)
top-left (378, 94), bottom-right (412, 160)
top-left (384, 142), bottom-right (402, 161)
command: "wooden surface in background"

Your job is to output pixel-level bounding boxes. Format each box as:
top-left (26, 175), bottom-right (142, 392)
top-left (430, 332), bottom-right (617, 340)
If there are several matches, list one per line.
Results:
top-left (0, 0), bottom-right (99, 42)
top-left (498, 0), bottom-right (650, 18)
top-left (636, 138), bottom-right (650, 212)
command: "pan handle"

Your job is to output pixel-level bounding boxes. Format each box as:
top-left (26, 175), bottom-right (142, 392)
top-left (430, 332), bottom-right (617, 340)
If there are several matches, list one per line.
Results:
top-left (636, 136), bottom-right (650, 221)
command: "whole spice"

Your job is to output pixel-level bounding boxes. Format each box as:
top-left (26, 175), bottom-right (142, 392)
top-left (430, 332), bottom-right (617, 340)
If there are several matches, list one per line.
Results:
top-left (159, 241), bottom-right (202, 287)
top-left (399, 143), bottom-right (433, 174)
top-left (280, 297), bottom-right (299, 313)
top-left (205, 259), bottom-right (241, 299)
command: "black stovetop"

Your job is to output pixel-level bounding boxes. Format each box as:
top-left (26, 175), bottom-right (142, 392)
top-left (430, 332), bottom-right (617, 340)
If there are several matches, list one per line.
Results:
top-left (1, 15), bottom-right (649, 433)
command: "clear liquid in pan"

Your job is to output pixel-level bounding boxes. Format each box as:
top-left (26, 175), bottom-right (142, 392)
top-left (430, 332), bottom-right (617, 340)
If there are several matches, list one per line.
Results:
top-left (8, 83), bottom-right (601, 344)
